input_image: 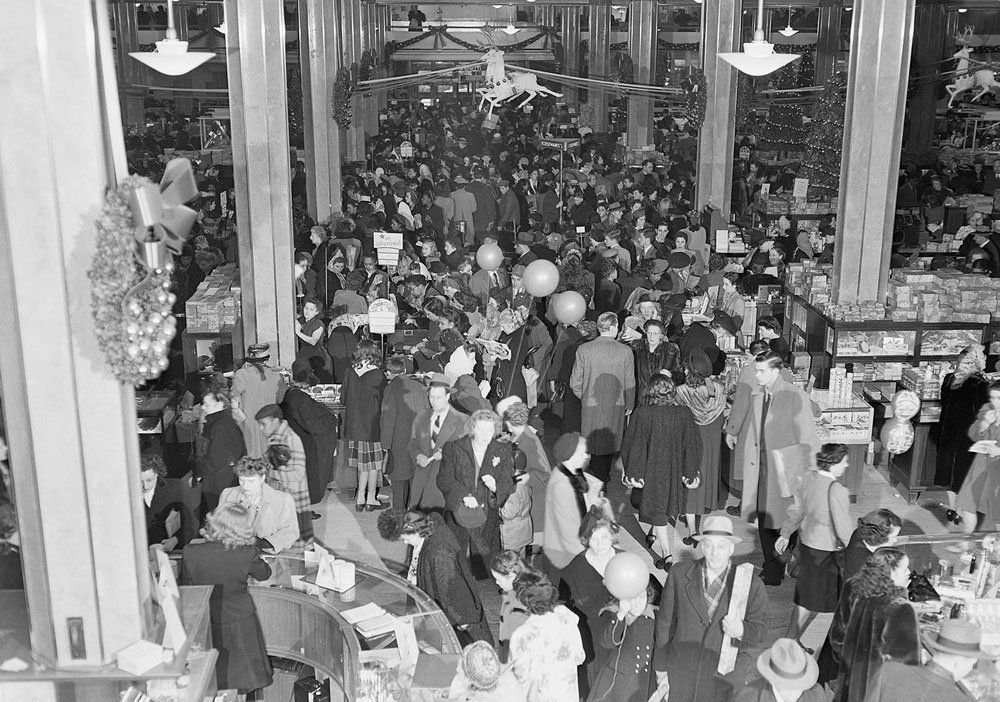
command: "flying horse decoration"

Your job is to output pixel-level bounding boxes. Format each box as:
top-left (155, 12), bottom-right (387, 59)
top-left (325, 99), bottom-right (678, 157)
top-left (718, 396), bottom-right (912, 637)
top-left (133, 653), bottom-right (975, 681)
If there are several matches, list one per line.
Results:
top-left (477, 46), bottom-right (562, 117)
top-left (946, 27), bottom-right (1000, 107)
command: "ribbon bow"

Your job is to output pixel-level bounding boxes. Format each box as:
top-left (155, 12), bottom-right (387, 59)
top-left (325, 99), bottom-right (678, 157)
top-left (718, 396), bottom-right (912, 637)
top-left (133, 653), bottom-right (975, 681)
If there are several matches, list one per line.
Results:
top-left (129, 157), bottom-right (198, 258)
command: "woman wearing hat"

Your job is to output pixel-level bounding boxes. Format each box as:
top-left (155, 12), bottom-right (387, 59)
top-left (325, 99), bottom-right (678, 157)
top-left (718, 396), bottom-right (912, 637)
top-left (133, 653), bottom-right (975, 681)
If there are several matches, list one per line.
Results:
top-left (377, 509), bottom-right (493, 645)
top-left (231, 344), bottom-right (287, 458)
top-left (676, 349), bottom-right (728, 542)
top-left (733, 638), bottom-right (825, 702)
top-left (825, 547), bottom-right (920, 702)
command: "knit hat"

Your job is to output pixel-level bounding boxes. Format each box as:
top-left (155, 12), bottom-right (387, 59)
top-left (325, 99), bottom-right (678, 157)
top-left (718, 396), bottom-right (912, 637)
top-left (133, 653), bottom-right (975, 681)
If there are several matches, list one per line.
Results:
top-left (461, 641), bottom-right (501, 691)
top-left (553, 432), bottom-right (582, 463)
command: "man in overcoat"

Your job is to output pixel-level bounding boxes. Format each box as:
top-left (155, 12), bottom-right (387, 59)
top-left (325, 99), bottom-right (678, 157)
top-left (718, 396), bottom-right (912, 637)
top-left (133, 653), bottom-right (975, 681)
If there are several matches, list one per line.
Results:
top-left (569, 311), bottom-right (636, 482)
top-left (652, 516), bottom-right (768, 702)
top-left (729, 350), bottom-right (820, 585)
top-left (380, 357), bottom-right (430, 509)
top-left (407, 376), bottom-right (469, 510)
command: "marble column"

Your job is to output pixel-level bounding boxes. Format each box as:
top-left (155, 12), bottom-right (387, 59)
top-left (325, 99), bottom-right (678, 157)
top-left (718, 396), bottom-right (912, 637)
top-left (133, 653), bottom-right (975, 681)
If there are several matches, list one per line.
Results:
top-left (561, 7), bottom-right (581, 106)
top-left (814, 5), bottom-right (843, 86)
top-left (627, 0), bottom-right (657, 148)
top-left (299, 0), bottom-right (344, 220)
top-left (906, 4), bottom-right (949, 156)
top-left (341, 0), bottom-right (366, 161)
top-left (0, 0), bottom-right (150, 668)
top-left (695, 0), bottom-right (740, 220)
top-left (834, 0), bottom-right (916, 304)
top-left (225, 0), bottom-right (296, 365)
top-left (112, 1), bottom-right (146, 127)
top-left (588, 3), bottom-right (611, 132)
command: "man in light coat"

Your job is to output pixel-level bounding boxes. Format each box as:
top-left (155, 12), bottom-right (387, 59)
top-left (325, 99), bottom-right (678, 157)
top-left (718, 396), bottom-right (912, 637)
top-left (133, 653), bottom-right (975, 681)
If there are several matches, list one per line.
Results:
top-left (407, 376), bottom-right (469, 509)
top-left (569, 311), bottom-right (636, 483)
top-left (727, 350), bottom-right (820, 585)
top-left (450, 174), bottom-right (477, 245)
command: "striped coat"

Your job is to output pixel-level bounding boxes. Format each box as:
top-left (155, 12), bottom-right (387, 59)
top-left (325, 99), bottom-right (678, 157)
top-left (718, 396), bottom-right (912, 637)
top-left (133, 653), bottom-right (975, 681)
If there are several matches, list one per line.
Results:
top-left (265, 420), bottom-right (312, 544)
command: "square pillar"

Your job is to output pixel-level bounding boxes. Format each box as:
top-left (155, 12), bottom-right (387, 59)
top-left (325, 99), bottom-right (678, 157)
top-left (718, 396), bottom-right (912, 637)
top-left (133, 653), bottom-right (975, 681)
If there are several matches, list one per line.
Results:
top-left (112, 1), bottom-right (146, 127)
top-left (588, 4), bottom-right (611, 132)
top-left (695, 0), bottom-right (740, 220)
top-left (0, 0), bottom-right (150, 667)
top-left (906, 4), bottom-right (950, 156)
top-left (561, 8), bottom-right (581, 106)
top-left (834, 0), bottom-right (915, 304)
top-left (225, 0), bottom-right (297, 366)
top-left (627, 0), bottom-right (657, 148)
top-left (814, 5), bottom-right (843, 86)
top-left (299, 0), bottom-right (344, 220)
top-left (341, 0), bottom-right (366, 162)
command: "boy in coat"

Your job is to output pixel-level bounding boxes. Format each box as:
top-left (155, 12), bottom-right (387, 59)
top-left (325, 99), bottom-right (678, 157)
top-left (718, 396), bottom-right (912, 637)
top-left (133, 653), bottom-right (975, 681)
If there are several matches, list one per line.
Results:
top-left (653, 516), bottom-right (768, 702)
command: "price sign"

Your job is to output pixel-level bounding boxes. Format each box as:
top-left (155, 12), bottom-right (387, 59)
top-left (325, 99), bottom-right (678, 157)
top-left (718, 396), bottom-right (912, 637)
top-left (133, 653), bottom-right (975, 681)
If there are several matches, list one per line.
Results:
top-left (399, 141), bottom-right (414, 158)
top-left (373, 231), bottom-right (404, 249)
top-left (792, 178), bottom-right (809, 199)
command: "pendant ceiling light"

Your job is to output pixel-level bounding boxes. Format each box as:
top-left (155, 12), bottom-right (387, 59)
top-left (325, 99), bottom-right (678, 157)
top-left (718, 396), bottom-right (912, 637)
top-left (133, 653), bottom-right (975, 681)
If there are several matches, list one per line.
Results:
top-left (500, 5), bottom-right (520, 34)
top-left (719, 0), bottom-right (800, 76)
top-left (130, 0), bottom-right (215, 76)
top-left (778, 5), bottom-right (799, 37)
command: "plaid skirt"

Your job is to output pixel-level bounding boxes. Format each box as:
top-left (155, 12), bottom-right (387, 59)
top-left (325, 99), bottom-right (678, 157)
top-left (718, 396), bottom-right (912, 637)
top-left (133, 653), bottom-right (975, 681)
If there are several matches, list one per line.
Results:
top-left (350, 440), bottom-right (386, 474)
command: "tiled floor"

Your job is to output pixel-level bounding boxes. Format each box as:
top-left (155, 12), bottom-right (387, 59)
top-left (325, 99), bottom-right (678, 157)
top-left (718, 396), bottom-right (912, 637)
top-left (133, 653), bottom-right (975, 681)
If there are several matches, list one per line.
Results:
top-left (311, 412), bottom-right (963, 685)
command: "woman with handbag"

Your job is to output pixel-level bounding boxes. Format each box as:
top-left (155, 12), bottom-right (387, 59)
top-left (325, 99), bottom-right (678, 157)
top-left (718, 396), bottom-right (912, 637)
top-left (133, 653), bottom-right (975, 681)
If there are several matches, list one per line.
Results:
top-left (775, 443), bottom-right (853, 641)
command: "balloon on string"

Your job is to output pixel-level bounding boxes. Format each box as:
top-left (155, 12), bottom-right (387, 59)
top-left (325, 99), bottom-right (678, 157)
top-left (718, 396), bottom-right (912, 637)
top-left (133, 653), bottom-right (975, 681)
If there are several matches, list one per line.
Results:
top-left (522, 259), bottom-right (560, 297)
top-left (603, 552), bottom-right (649, 600)
top-left (552, 291), bottom-right (587, 325)
top-left (475, 243), bottom-right (504, 272)
top-left (880, 416), bottom-right (915, 454)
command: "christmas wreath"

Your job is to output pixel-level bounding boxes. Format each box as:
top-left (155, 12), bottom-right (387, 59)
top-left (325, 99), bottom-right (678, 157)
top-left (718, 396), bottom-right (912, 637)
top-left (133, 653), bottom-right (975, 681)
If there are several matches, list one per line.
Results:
top-left (88, 160), bottom-right (196, 385)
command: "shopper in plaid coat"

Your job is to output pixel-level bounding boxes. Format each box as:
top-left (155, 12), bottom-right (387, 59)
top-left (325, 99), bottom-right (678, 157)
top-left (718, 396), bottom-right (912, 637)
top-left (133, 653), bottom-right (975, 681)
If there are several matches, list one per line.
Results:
top-left (256, 405), bottom-right (312, 546)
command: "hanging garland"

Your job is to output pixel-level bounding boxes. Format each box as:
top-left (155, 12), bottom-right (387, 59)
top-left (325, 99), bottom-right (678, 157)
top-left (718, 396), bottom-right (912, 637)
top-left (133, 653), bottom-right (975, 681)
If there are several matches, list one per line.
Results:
top-left (88, 162), bottom-right (198, 386)
top-left (683, 69), bottom-right (707, 130)
top-left (333, 65), bottom-right (356, 130)
top-left (384, 25), bottom-right (558, 60)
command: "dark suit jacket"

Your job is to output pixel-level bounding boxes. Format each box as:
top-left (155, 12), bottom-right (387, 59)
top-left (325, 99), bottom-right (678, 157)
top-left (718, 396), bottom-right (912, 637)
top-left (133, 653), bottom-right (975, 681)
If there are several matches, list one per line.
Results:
top-left (497, 189), bottom-right (520, 229)
top-left (380, 374), bottom-right (430, 482)
top-left (408, 406), bottom-right (468, 509)
top-left (467, 180), bottom-right (497, 236)
top-left (653, 560), bottom-right (768, 702)
top-left (470, 267), bottom-right (509, 303)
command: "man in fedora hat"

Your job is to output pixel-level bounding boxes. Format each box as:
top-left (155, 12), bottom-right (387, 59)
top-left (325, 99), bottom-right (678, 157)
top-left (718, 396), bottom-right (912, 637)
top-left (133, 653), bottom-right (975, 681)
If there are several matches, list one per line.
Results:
top-left (653, 515), bottom-right (768, 702)
top-left (733, 638), bottom-right (825, 701)
top-left (407, 374), bottom-right (470, 510)
top-left (864, 620), bottom-right (990, 702)
top-left (450, 173), bottom-right (477, 244)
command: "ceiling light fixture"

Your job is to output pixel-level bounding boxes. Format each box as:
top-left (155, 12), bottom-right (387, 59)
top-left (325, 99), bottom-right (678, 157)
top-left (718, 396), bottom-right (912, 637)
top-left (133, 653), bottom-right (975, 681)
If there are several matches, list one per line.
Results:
top-left (778, 5), bottom-right (799, 37)
top-left (719, 0), bottom-right (800, 76)
top-left (958, 7), bottom-right (968, 13)
top-left (500, 5), bottom-right (519, 34)
top-left (130, 0), bottom-right (214, 75)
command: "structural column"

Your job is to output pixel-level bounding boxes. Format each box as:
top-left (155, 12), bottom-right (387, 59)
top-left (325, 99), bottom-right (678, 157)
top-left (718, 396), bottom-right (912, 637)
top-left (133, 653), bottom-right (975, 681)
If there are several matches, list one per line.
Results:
top-left (0, 0), bottom-right (150, 671)
top-left (906, 4), bottom-right (950, 156)
top-left (362, 2), bottom-right (379, 140)
top-left (588, 3), bottom-right (611, 132)
top-left (695, 0), bottom-right (740, 220)
top-left (225, 0), bottom-right (296, 366)
top-left (561, 7), bottom-right (581, 105)
top-left (112, 1), bottom-right (147, 126)
top-left (341, 0), bottom-right (366, 161)
top-left (834, 0), bottom-right (915, 304)
top-left (814, 4), bottom-right (843, 86)
top-left (627, 0), bottom-right (658, 148)
top-left (299, 0), bottom-right (344, 220)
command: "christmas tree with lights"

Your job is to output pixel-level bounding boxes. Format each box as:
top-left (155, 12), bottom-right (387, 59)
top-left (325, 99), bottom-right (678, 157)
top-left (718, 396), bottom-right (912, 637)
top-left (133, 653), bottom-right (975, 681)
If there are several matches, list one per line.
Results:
top-left (752, 62), bottom-right (809, 155)
top-left (800, 71), bottom-right (847, 196)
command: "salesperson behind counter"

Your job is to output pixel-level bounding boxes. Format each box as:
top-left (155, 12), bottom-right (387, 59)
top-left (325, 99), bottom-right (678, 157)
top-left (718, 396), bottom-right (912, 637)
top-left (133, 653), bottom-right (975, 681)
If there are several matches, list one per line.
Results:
top-left (219, 456), bottom-right (299, 553)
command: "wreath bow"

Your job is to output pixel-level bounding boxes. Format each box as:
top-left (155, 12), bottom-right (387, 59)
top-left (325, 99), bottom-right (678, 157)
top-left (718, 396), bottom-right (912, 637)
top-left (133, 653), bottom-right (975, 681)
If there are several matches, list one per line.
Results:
top-left (128, 157), bottom-right (198, 257)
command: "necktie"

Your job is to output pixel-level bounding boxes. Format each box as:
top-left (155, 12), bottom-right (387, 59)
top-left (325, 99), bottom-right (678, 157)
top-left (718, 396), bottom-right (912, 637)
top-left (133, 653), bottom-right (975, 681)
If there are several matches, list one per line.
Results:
top-left (491, 272), bottom-right (500, 288)
top-left (760, 392), bottom-right (771, 444)
top-left (431, 413), bottom-right (442, 446)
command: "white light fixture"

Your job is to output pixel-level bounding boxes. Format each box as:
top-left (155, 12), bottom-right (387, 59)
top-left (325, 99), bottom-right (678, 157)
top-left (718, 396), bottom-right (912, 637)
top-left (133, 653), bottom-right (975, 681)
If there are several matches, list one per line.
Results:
top-left (500, 6), bottom-right (519, 34)
top-left (844, 6), bottom-right (852, 11)
top-left (215, 21), bottom-right (227, 35)
top-left (719, 0), bottom-right (800, 76)
top-left (778, 5), bottom-right (799, 37)
top-left (958, 7), bottom-right (968, 13)
top-left (130, 0), bottom-right (215, 75)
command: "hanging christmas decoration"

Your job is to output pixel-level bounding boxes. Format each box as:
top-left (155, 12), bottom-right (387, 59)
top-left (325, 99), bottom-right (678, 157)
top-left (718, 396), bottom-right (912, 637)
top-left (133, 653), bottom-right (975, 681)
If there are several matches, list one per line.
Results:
top-left (799, 71), bottom-right (847, 195)
top-left (333, 65), bottom-right (357, 130)
top-left (88, 158), bottom-right (197, 385)
top-left (682, 69), bottom-right (707, 130)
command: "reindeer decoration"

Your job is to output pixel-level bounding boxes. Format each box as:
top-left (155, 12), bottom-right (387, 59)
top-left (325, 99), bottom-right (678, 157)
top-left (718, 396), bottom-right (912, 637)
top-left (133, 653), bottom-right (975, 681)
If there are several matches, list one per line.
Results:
top-left (946, 27), bottom-right (1000, 107)
top-left (477, 43), bottom-right (562, 118)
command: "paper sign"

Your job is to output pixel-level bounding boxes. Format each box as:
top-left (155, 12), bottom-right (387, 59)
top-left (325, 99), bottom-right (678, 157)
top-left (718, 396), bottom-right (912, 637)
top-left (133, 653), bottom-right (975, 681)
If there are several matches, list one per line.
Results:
top-left (373, 231), bottom-right (404, 249)
top-left (715, 230), bottom-right (730, 253)
top-left (717, 563), bottom-right (754, 674)
top-left (400, 141), bottom-right (414, 158)
top-left (760, 183), bottom-right (770, 197)
top-left (164, 509), bottom-right (180, 539)
top-left (394, 618), bottom-right (420, 672)
top-left (792, 178), bottom-right (809, 199)
top-left (153, 551), bottom-right (186, 650)
top-left (368, 298), bottom-right (397, 335)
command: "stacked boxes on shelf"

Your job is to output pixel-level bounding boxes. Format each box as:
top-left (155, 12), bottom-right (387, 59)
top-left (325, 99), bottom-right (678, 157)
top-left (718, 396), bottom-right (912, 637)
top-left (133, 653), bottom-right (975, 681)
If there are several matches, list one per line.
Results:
top-left (887, 268), bottom-right (1000, 322)
top-left (762, 195), bottom-right (839, 215)
top-left (900, 364), bottom-right (951, 401)
top-left (185, 264), bottom-right (242, 333)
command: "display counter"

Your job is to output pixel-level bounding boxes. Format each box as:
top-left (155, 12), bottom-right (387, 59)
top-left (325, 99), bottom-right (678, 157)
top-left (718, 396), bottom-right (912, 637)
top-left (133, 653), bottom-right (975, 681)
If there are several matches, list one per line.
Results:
top-left (252, 551), bottom-right (461, 701)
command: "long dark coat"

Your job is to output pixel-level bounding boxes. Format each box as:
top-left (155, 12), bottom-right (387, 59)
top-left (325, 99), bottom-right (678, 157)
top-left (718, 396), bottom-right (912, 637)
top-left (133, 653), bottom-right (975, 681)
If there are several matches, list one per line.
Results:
top-left (380, 374), bottom-right (430, 482)
top-left (588, 606), bottom-right (657, 702)
top-left (827, 580), bottom-right (920, 702)
top-left (632, 340), bottom-right (682, 398)
top-left (195, 410), bottom-right (246, 512)
top-left (416, 515), bottom-right (493, 644)
top-left (281, 386), bottom-right (338, 504)
top-left (652, 560), bottom-right (768, 702)
top-left (934, 372), bottom-right (988, 492)
top-left (437, 436), bottom-right (515, 561)
top-left (181, 542), bottom-right (273, 692)
top-left (341, 367), bottom-right (386, 442)
top-left (570, 336), bottom-right (636, 455)
top-left (622, 404), bottom-right (702, 521)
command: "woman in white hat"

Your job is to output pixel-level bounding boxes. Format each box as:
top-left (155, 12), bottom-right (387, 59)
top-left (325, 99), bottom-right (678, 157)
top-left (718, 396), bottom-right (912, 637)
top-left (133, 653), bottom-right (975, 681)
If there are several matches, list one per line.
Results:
top-left (733, 638), bottom-right (825, 702)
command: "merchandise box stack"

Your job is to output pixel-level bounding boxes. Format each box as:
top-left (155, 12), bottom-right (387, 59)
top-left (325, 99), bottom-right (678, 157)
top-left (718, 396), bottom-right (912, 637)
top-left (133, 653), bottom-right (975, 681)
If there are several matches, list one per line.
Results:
top-left (900, 364), bottom-right (953, 401)
top-left (762, 195), bottom-right (839, 215)
top-left (887, 269), bottom-right (1000, 322)
top-left (185, 265), bottom-right (242, 333)
top-left (822, 301), bottom-right (887, 322)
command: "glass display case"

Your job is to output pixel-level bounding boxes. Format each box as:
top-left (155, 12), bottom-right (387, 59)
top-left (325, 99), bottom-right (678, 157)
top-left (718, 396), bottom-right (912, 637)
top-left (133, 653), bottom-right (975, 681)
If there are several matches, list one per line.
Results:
top-left (251, 552), bottom-right (462, 702)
